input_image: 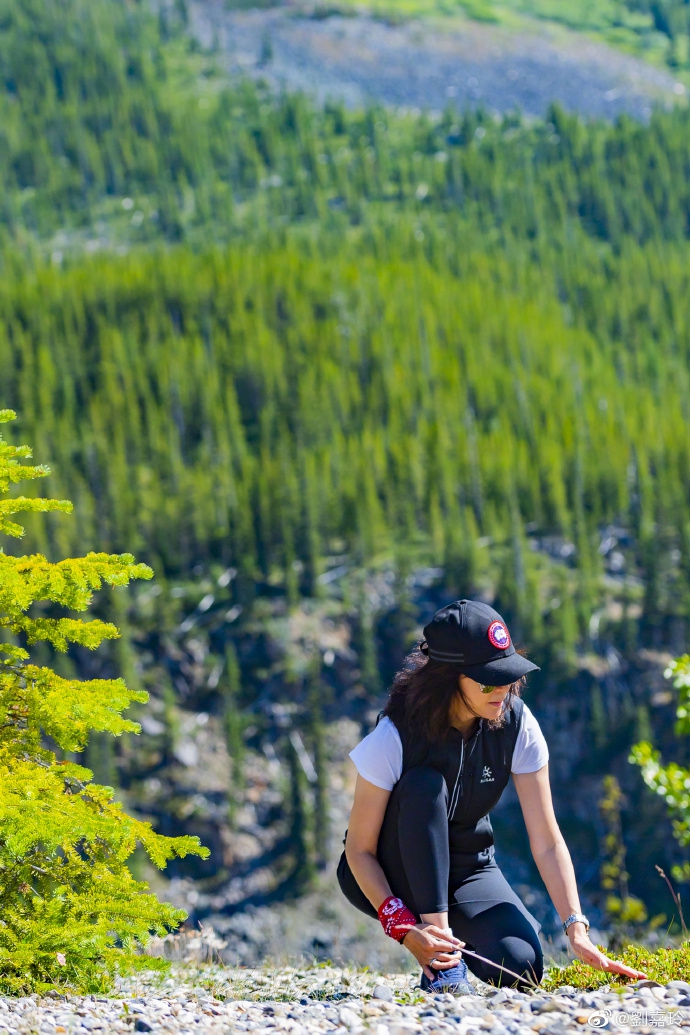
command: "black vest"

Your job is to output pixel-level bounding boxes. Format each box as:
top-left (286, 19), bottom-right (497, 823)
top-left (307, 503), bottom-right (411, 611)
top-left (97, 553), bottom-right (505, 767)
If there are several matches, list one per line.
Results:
top-left (392, 697), bottom-right (524, 870)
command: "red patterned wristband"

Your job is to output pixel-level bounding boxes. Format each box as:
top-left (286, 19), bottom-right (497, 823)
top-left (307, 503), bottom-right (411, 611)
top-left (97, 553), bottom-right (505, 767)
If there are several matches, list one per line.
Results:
top-left (378, 896), bottom-right (418, 942)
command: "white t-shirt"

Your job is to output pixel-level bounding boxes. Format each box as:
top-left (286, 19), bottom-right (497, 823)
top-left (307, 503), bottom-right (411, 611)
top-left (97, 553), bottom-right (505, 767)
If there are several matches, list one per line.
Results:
top-left (349, 705), bottom-right (548, 792)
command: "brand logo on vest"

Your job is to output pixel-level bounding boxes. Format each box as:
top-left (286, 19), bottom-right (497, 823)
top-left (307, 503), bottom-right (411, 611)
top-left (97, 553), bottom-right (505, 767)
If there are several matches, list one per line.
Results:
top-left (487, 621), bottom-right (510, 650)
top-left (480, 765), bottom-right (494, 783)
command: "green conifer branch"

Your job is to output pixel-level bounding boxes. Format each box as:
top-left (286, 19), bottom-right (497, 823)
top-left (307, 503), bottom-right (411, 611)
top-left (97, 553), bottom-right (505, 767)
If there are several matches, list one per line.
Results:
top-left (0, 498), bottom-right (72, 539)
top-left (5, 616), bottom-right (120, 651)
top-left (0, 554), bottom-right (154, 615)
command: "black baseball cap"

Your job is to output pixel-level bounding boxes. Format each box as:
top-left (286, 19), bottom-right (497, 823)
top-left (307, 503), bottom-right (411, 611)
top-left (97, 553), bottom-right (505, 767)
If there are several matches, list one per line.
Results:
top-left (421, 599), bottom-right (539, 685)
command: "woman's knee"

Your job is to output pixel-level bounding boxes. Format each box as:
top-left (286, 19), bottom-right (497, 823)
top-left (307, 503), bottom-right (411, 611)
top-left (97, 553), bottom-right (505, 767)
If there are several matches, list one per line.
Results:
top-left (455, 903), bottom-right (543, 989)
top-left (493, 933), bottom-right (543, 988)
top-left (464, 933), bottom-right (542, 989)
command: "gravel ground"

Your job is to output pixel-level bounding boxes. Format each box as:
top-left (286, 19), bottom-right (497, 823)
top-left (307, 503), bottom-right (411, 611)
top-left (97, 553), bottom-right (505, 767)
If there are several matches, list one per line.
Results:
top-left (4, 964), bottom-right (690, 1034)
top-left (190, 2), bottom-right (686, 119)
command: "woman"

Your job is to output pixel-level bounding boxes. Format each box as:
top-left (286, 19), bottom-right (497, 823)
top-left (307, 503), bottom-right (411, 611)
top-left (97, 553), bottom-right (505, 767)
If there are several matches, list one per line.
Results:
top-left (338, 599), bottom-right (646, 993)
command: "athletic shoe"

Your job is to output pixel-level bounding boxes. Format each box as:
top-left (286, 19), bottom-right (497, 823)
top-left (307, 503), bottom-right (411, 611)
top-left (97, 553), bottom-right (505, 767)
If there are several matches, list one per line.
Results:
top-left (420, 958), bottom-right (476, 995)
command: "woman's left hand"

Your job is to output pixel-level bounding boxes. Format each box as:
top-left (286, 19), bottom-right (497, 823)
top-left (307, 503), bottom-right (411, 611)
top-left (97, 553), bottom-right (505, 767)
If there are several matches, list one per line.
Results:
top-left (568, 925), bottom-right (648, 980)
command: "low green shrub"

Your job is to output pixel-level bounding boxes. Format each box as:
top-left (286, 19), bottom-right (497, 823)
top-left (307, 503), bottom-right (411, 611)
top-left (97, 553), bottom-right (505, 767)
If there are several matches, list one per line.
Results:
top-left (543, 944), bottom-right (690, 990)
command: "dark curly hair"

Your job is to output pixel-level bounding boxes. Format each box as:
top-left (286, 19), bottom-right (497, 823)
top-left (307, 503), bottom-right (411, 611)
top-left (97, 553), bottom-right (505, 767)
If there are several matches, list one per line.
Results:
top-left (382, 647), bottom-right (525, 742)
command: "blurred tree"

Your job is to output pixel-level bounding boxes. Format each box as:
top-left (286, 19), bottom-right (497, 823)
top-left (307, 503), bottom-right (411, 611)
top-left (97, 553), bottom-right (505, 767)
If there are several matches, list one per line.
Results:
top-left (222, 643), bottom-right (245, 824)
top-left (598, 775), bottom-right (648, 950)
top-left (286, 733), bottom-right (315, 895)
top-left (306, 658), bottom-right (330, 870)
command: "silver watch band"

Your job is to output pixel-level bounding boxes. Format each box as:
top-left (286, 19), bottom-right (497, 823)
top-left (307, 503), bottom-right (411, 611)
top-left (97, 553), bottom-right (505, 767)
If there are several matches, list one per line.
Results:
top-left (562, 912), bottom-right (589, 934)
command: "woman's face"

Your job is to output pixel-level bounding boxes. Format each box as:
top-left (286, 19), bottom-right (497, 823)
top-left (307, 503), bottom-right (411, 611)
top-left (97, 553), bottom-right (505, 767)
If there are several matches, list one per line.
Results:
top-left (457, 674), bottom-right (512, 721)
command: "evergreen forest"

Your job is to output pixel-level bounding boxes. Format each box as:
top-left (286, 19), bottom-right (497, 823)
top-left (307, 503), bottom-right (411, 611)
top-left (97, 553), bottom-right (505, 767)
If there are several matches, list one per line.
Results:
top-left (3, 0), bottom-right (690, 938)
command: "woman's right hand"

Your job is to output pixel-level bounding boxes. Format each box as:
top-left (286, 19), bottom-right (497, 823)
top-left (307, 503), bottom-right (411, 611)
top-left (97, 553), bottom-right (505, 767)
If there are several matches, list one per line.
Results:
top-left (402, 924), bottom-right (465, 981)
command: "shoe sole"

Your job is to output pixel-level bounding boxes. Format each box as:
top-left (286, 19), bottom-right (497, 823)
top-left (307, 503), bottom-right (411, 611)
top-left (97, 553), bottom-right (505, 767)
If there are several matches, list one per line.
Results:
top-left (421, 982), bottom-right (477, 995)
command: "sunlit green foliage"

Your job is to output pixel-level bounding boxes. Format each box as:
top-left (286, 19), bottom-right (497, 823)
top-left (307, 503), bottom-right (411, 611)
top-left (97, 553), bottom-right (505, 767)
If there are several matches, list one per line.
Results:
top-left (0, 411), bottom-right (208, 994)
top-left (0, 0), bottom-right (235, 244)
top-left (632, 655), bottom-right (690, 856)
top-left (627, 0), bottom-right (690, 42)
top-left (543, 943), bottom-right (690, 989)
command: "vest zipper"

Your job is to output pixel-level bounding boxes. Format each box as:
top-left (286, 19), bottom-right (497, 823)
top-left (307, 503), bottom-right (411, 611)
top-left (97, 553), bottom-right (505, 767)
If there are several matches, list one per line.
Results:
top-left (447, 724), bottom-right (481, 822)
top-left (447, 737), bottom-right (464, 820)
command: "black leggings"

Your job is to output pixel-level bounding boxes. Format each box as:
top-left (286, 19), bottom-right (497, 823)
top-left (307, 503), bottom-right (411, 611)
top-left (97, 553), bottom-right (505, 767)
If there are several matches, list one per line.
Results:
top-left (338, 765), bottom-right (543, 989)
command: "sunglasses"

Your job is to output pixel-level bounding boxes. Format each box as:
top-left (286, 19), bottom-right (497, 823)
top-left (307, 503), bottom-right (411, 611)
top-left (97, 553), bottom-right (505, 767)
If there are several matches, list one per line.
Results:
top-left (478, 681), bottom-right (520, 694)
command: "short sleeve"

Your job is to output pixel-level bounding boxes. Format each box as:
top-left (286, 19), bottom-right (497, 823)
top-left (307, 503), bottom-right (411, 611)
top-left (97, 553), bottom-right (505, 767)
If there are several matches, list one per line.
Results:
top-left (349, 716), bottom-right (403, 791)
top-left (511, 703), bottom-right (549, 774)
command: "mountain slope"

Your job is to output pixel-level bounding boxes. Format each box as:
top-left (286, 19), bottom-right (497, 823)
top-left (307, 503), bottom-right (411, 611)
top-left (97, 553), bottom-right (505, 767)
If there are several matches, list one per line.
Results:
top-left (193, 0), bottom-right (687, 121)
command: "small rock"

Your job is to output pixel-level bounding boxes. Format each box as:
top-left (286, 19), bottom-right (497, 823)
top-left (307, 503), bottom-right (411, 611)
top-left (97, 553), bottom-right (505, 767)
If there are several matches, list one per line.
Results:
top-left (667, 980), bottom-right (690, 991)
top-left (635, 979), bottom-right (664, 989)
top-left (456, 1016), bottom-right (487, 1031)
top-left (339, 1006), bottom-right (362, 1029)
top-left (577, 993), bottom-right (605, 1008)
top-left (487, 990), bottom-right (511, 1005)
top-left (134, 1021), bottom-right (153, 1033)
top-left (542, 997), bottom-right (575, 1014)
top-left (373, 986), bottom-right (394, 1003)
top-left (677, 996), bottom-right (690, 1007)
top-left (636, 990), bottom-right (656, 1003)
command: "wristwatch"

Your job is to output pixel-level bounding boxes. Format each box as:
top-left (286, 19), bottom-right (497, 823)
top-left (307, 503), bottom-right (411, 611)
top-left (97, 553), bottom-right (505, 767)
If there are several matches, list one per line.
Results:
top-left (562, 912), bottom-right (589, 934)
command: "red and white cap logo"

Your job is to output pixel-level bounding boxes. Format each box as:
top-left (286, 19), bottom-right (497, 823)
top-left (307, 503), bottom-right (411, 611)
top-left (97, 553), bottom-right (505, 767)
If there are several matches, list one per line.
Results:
top-left (488, 621), bottom-right (510, 650)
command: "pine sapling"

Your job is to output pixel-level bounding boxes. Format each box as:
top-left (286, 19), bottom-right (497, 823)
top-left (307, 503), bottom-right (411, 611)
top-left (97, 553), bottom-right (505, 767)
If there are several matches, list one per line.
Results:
top-left (0, 410), bottom-right (209, 994)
